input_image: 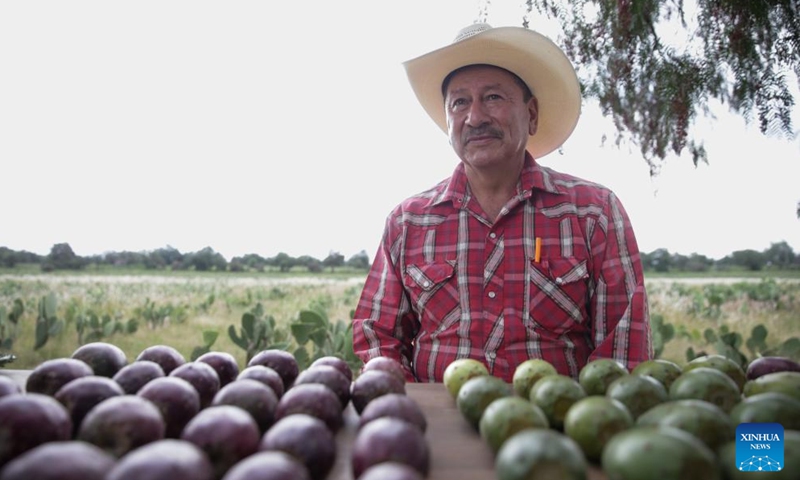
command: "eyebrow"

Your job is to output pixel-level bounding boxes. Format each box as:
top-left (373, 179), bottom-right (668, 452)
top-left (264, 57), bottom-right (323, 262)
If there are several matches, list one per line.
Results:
top-left (441, 64), bottom-right (533, 100)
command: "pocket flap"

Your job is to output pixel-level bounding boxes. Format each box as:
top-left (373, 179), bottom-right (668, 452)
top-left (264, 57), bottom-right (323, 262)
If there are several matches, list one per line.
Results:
top-left (535, 257), bottom-right (588, 285)
top-left (405, 261), bottom-right (456, 291)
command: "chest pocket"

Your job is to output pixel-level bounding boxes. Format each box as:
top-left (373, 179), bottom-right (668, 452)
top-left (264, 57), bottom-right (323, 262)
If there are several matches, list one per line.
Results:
top-left (404, 261), bottom-right (459, 325)
top-left (528, 257), bottom-right (589, 335)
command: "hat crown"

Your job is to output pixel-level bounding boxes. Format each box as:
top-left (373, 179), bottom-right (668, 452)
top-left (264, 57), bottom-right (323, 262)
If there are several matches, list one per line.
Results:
top-left (452, 23), bottom-right (492, 43)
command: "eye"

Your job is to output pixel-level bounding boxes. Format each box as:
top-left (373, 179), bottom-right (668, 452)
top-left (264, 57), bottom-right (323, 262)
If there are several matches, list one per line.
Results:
top-left (449, 97), bottom-right (468, 110)
top-left (486, 93), bottom-right (503, 101)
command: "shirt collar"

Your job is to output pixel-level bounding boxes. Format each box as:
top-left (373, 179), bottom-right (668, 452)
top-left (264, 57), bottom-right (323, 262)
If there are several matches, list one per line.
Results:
top-left (434, 152), bottom-right (565, 206)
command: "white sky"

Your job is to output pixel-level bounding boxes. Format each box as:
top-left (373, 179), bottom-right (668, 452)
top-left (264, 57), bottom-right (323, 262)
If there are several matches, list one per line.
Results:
top-left (1, 1), bottom-right (799, 262)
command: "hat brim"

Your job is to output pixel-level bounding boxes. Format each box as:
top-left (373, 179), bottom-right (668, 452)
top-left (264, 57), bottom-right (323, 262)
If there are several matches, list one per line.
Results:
top-left (403, 27), bottom-right (581, 159)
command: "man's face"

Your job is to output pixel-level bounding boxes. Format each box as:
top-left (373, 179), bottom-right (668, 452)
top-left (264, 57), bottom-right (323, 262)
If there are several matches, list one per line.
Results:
top-left (444, 65), bottom-right (538, 171)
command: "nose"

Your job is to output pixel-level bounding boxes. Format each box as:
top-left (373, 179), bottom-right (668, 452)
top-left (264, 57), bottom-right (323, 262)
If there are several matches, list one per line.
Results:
top-left (465, 100), bottom-right (490, 127)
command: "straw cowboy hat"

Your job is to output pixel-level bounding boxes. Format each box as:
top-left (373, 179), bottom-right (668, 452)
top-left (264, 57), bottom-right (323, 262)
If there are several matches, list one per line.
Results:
top-left (403, 23), bottom-right (582, 159)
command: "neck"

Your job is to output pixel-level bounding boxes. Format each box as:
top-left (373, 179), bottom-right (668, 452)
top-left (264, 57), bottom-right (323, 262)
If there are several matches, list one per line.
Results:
top-left (464, 158), bottom-right (524, 222)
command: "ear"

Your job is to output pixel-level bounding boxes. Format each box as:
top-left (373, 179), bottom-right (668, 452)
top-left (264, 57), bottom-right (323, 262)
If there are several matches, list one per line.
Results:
top-left (528, 96), bottom-right (539, 136)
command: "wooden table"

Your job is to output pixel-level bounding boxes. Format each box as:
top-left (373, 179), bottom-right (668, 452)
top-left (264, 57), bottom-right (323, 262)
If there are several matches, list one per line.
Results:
top-left (330, 383), bottom-right (606, 480)
top-left (1, 370), bottom-right (606, 479)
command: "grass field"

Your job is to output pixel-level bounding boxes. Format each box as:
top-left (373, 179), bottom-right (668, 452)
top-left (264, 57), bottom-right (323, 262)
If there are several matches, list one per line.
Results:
top-left (1, 270), bottom-right (798, 371)
top-left (0, 272), bottom-right (365, 369)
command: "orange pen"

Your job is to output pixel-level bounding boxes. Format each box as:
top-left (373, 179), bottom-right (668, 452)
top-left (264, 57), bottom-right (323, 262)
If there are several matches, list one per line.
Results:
top-left (534, 237), bottom-right (542, 263)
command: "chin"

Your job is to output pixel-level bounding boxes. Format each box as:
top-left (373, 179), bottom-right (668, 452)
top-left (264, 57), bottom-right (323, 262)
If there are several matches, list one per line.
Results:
top-left (462, 149), bottom-right (505, 167)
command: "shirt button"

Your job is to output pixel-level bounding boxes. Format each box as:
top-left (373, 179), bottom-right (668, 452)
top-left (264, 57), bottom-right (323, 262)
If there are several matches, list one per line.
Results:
top-left (555, 277), bottom-right (564, 285)
top-left (487, 352), bottom-right (496, 360)
top-left (423, 281), bottom-right (431, 288)
top-left (488, 291), bottom-right (496, 299)
top-left (489, 232), bottom-right (496, 239)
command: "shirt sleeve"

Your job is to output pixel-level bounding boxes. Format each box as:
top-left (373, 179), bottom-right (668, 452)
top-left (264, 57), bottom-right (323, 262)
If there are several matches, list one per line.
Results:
top-left (587, 191), bottom-right (653, 370)
top-left (352, 214), bottom-right (420, 381)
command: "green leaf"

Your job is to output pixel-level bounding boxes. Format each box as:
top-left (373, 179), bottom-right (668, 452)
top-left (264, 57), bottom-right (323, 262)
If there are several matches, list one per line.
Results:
top-left (332, 320), bottom-right (343, 336)
top-left (298, 310), bottom-right (327, 330)
top-left (268, 341), bottom-right (291, 351)
top-left (253, 320), bottom-right (267, 341)
top-left (228, 325), bottom-right (247, 350)
top-left (661, 323), bottom-right (675, 342)
top-left (34, 319), bottom-right (48, 350)
top-left (126, 319), bottom-right (138, 334)
top-left (309, 328), bottom-right (328, 348)
top-left (85, 331), bottom-right (102, 344)
top-left (102, 320), bottom-right (116, 337)
top-left (715, 343), bottom-right (748, 369)
top-left (750, 324), bottom-right (768, 343)
top-left (49, 319), bottom-right (64, 336)
top-left (778, 338), bottom-right (800, 359)
top-left (202, 330), bottom-right (219, 347)
top-left (43, 293), bottom-right (57, 319)
top-left (340, 333), bottom-right (358, 364)
top-left (293, 347), bottom-right (310, 370)
top-left (242, 313), bottom-right (255, 340)
top-left (291, 322), bottom-right (314, 345)
top-left (685, 347), bottom-right (696, 363)
top-left (10, 298), bottom-right (24, 323)
top-left (651, 315), bottom-right (664, 329)
top-left (191, 346), bottom-right (209, 361)
top-left (720, 332), bottom-right (742, 349)
top-left (703, 328), bottom-right (717, 344)
top-left (745, 337), bottom-right (761, 356)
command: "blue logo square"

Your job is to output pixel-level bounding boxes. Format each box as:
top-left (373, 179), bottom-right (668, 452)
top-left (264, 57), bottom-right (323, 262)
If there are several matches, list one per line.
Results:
top-left (736, 423), bottom-right (784, 472)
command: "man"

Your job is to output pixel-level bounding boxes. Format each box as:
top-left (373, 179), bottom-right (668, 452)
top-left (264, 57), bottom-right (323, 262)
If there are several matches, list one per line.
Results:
top-left (353, 23), bottom-right (652, 382)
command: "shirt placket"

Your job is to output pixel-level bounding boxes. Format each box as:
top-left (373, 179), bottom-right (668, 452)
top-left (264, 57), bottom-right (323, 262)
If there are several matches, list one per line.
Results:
top-left (482, 226), bottom-right (505, 375)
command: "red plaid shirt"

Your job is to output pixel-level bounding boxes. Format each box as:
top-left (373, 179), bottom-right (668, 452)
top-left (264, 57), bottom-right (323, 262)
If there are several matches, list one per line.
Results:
top-left (353, 153), bottom-right (652, 382)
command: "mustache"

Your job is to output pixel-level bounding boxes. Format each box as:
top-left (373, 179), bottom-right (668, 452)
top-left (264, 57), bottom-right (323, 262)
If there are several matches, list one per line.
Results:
top-left (463, 125), bottom-right (503, 142)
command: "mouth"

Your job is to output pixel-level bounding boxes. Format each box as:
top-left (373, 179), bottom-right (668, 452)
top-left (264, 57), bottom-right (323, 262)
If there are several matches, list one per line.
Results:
top-left (465, 132), bottom-right (501, 145)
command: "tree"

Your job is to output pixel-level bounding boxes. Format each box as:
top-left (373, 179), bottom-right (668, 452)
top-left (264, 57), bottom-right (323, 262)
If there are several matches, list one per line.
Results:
top-left (0, 247), bottom-right (17, 268)
top-left (146, 246), bottom-right (183, 269)
top-left (683, 253), bottom-right (713, 272)
top-left (763, 240), bottom-right (797, 268)
top-left (724, 249), bottom-right (767, 271)
top-left (322, 251), bottom-right (345, 272)
top-left (508, 0), bottom-right (798, 173)
top-left (642, 247), bottom-right (673, 272)
top-left (296, 255), bottom-right (323, 273)
top-left (182, 247), bottom-right (227, 272)
top-left (231, 253), bottom-right (268, 272)
top-left (100, 250), bottom-right (147, 267)
top-left (0, 248), bottom-right (42, 267)
top-left (269, 252), bottom-right (297, 273)
top-left (346, 250), bottom-right (371, 270)
top-left (43, 243), bottom-right (84, 271)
